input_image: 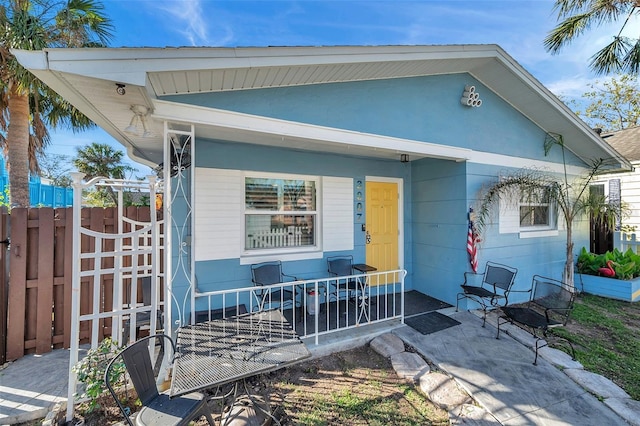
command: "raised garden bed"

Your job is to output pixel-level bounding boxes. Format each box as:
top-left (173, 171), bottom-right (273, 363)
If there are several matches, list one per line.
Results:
top-left (576, 274), bottom-right (640, 302)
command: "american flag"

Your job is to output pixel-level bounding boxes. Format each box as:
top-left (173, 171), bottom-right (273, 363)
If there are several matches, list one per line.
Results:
top-left (467, 221), bottom-right (478, 273)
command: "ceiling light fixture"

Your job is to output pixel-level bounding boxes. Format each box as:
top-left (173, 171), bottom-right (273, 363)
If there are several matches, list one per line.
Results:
top-left (124, 104), bottom-right (154, 138)
top-left (115, 83), bottom-right (126, 95)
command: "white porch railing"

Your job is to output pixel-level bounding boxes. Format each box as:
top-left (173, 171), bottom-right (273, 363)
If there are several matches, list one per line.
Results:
top-left (193, 269), bottom-right (407, 345)
top-left (614, 231), bottom-right (640, 253)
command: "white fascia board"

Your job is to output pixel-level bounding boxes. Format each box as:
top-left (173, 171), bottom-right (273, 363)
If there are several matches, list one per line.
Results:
top-left (13, 45), bottom-right (499, 86)
top-left (12, 49), bottom-right (150, 86)
top-left (152, 100), bottom-right (473, 161)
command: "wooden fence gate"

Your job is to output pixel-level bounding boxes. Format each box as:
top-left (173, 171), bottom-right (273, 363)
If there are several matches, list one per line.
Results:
top-left (2, 206), bottom-right (159, 362)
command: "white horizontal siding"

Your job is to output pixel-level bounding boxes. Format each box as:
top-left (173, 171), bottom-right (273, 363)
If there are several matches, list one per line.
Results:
top-left (596, 170), bottom-right (640, 230)
top-left (499, 196), bottom-right (519, 234)
top-left (322, 176), bottom-right (354, 251)
top-left (194, 168), bottom-right (243, 261)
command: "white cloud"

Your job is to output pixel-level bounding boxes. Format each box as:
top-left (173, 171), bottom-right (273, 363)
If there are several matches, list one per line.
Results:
top-left (155, 0), bottom-right (234, 46)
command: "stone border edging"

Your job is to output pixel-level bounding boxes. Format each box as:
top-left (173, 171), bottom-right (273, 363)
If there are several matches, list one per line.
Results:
top-left (370, 332), bottom-right (498, 424)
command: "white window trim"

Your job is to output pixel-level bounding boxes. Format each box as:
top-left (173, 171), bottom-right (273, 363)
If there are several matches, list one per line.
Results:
top-left (519, 229), bottom-right (559, 239)
top-left (499, 188), bottom-right (560, 239)
top-left (518, 201), bottom-right (556, 231)
top-left (242, 171), bottom-right (321, 259)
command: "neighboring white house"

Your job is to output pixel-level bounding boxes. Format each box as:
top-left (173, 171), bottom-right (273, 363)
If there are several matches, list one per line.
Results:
top-left (593, 126), bottom-right (640, 231)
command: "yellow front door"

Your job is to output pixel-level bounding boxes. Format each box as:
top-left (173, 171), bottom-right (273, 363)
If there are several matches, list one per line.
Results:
top-left (365, 181), bottom-right (399, 273)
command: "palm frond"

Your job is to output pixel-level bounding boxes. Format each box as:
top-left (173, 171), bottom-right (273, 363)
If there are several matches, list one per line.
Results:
top-left (475, 168), bottom-right (557, 235)
top-left (622, 38), bottom-right (640, 74)
top-left (589, 36), bottom-right (630, 75)
top-left (552, 0), bottom-right (590, 17)
top-left (545, 13), bottom-right (592, 53)
top-left (52, 0), bottom-right (114, 47)
top-left (547, 1), bottom-right (636, 57)
top-left (544, 132), bottom-right (564, 156)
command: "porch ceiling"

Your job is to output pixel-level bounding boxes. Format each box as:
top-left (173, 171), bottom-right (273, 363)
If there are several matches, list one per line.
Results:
top-left (12, 44), bottom-right (631, 171)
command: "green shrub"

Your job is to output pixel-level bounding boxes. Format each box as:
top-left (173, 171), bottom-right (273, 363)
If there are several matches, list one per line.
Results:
top-left (72, 338), bottom-right (125, 413)
top-left (576, 247), bottom-right (640, 280)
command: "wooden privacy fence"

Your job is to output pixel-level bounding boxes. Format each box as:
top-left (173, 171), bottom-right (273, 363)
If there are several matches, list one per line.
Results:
top-left (3, 206), bottom-right (160, 362)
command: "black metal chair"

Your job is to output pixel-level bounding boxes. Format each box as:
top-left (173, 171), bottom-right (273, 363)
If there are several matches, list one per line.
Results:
top-left (456, 261), bottom-right (518, 326)
top-left (104, 334), bottom-right (215, 426)
top-left (250, 261), bottom-right (299, 311)
top-left (122, 277), bottom-right (164, 345)
top-left (327, 255), bottom-right (361, 302)
top-left (497, 275), bottom-right (576, 365)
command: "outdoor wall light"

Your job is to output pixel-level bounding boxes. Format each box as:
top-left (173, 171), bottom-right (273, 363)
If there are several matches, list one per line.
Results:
top-left (124, 104), bottom-right (154, 138)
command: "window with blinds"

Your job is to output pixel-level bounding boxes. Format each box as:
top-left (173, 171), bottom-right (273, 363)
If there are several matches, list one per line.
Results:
top-left (519, 186), bottom-right (555, 230)
top-left (245, 176), bottom-right (318, 250)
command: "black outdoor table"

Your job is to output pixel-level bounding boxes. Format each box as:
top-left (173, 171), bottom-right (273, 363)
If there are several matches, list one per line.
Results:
top-left (170, 309), bottom-right (311, 398)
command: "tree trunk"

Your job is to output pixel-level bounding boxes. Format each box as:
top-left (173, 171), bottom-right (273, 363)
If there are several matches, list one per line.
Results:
top-left (564, 225), bottom-right (575, 292)
top-left (6, 88), bottom-right (31, 208)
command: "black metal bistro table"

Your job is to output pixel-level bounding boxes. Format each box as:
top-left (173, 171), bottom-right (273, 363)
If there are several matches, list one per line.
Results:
top-left (170, 309), bottom-right (311, 422)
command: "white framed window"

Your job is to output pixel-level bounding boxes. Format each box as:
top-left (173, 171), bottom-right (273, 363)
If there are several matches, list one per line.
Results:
top-left (244, 173), bottom-right (319, 253)
top-left (519, 203), bottom-right (552, 229)
top-left (518, 187), bottom-right (556, 231)
top-left (194, 168), bottom-right (352, 262)
top-left (499, 186), bottom-right (559, 238)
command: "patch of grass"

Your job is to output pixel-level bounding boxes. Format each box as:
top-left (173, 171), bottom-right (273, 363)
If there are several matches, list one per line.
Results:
top-left (551, 293), bottom-right (640, 400)
top-left (266, 346), bottom-right (449, 425)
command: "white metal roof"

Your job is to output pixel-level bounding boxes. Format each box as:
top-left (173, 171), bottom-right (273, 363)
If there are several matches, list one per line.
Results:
top-left (12, 44), bottom-right (631, 170)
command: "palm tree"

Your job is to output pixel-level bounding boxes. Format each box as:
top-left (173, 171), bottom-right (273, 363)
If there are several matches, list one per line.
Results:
top-left (544, 1), bottom-right (640, 75)
top-left (475, 133), bottom-right (614, 290)
top-left (0, 0), bottom-right (113, 207)
top-left (74, 142), bottom-right (135, 205)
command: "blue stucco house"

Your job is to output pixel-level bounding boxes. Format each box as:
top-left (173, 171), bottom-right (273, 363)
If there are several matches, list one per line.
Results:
top-left (14, 44), bottom-right (631, 326)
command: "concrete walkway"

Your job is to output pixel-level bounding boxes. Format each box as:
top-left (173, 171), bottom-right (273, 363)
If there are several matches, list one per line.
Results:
top-left (391, 310), bottom-right (640, 425)
top-left (2, 309), bottom-right (640, 425)
top-left (0, 349), bottom-right (71, 425)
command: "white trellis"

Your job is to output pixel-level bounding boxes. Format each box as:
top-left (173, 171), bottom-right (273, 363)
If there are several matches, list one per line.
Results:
top-left (66, 174), bottom-right (164, 422)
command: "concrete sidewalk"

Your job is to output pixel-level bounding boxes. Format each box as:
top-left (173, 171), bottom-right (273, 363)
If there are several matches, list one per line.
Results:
top-left (394, 310), bottom-right (640, 425)
top-left (0, 349), bottom-right (71, 425)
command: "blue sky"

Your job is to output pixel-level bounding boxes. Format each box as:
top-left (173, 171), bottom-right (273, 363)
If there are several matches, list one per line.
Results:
top-left (47, 0), bottom-right (640, 174)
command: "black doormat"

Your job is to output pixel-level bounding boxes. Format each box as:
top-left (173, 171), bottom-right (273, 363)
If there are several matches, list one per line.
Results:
top-left (405, 312), bottom-right (461, 335)
top-left (403, 291), bottom-right (452, 317)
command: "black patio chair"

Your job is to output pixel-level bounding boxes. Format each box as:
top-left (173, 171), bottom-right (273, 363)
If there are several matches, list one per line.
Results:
top-left (497, 275), bottom-right (576, 365)
top-left (456, 261), bottom-right (518, 326)
top-left (251, 261), bottom-right (299, 311)
top-left (122, 277), bottom-right (164, 345)
top-left (327, 255), bottom-right (362, 302)
top-left (104, 334), bottom-right (215, 426)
